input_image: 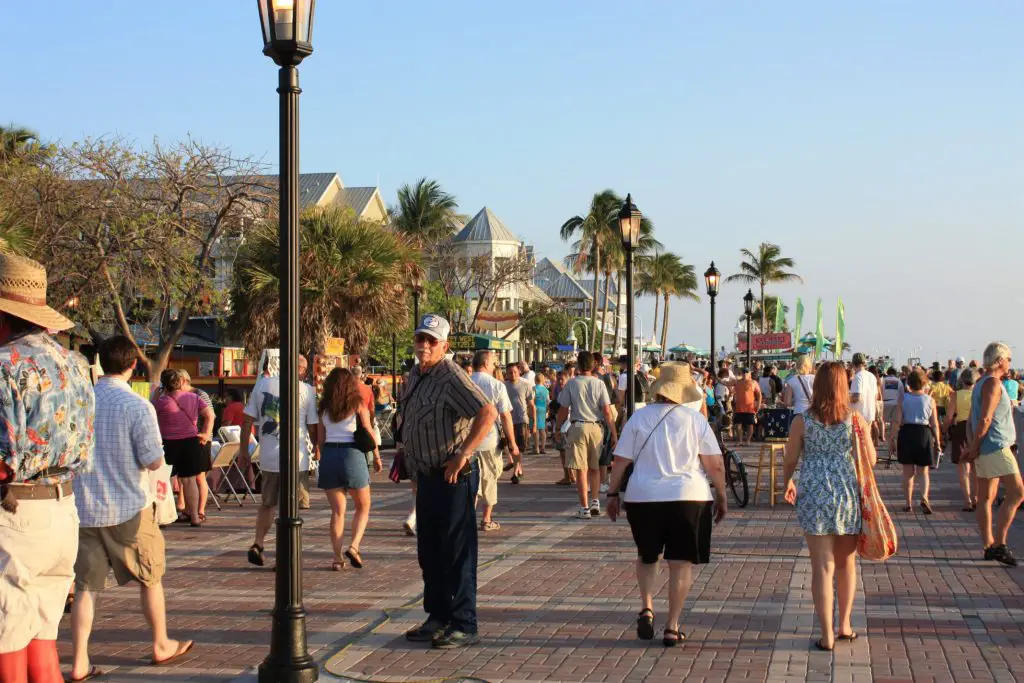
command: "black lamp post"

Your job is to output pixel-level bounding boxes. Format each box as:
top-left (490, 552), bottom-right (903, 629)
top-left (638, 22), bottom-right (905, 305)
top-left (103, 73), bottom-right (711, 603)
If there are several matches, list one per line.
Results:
top-left (704, 262), bottom-right (720, 372)
top-left (743, 289), bottom-right (755, 372)
top-left (256, 2), bottom-right (318, 682)
top-left (618, 194), bottom-right (642, 418)
top-left (411, 273), bottom-right (423, 325)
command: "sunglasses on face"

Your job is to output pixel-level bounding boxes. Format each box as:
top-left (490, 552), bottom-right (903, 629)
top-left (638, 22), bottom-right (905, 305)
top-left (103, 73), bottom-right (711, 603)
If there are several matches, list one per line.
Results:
top-left (414, 334), bottom-right (440, 346)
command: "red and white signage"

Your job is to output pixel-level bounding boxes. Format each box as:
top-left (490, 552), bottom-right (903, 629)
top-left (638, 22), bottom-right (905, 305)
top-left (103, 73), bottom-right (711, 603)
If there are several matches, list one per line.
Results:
top-left (737, 332), bottom-right (793, 352)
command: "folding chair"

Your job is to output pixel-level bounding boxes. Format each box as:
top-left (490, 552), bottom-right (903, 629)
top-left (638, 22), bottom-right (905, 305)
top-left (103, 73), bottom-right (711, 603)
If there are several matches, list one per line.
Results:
top-left (376, 406), bottom-right (396, 445)
top-left (209, 442), bottom-right (258, 507)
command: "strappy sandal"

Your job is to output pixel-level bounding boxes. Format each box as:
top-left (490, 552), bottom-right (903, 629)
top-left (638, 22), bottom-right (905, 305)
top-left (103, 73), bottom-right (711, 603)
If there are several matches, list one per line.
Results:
top-left (636, 608), bottom-right (654, 640)
top-left (921, 500), bottom-right (934, 515)
top-left (247, 543), bottom-right (265, 567)
top-left (901, 505), bottom-right (912, 513)
top-left (837, 632), bottom-right (858, 641)
top-left (344, 546), bottom-right (364, 569)
top-left (815, 638), bottom-right (834, 651)
top-left (331, 559), bottom-right (345, 571)
top-left (662, 628), bottom-right (684, 647)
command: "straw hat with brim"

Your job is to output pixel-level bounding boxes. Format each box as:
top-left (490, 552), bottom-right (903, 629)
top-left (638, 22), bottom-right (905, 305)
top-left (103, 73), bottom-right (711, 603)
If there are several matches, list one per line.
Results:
top-left (648, 362), bottom-right (704, 405)
top-left (0, 254), bottom-right (74, 332)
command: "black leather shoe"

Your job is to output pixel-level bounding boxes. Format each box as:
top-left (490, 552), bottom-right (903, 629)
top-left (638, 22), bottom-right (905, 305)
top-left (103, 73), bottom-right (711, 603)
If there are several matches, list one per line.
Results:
top-left (432, 629), bottom-right (480, 649)
top-left (405, 619), bottom-right (447, 642)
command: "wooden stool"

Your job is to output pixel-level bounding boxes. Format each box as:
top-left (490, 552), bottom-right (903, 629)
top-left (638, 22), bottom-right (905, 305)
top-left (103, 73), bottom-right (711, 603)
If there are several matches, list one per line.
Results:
top-left (753, 442), bottom-right (787, 507)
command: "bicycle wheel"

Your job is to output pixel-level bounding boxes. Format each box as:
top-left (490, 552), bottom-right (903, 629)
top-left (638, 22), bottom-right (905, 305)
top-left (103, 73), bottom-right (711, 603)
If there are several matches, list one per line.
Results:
top-left (727, 451), bottom-right (749, 508)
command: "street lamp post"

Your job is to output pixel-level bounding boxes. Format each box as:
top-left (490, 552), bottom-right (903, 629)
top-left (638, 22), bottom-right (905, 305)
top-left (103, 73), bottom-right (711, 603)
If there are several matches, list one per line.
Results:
top-left (411, 272), bottom-right (423, 324)
top-left (704, 262), bottom-right (720, 374)
top-left (567, 320), bottom-right (589, 354)
top-left (743, 289), bottom-right (755, 372)
top-left (256, 2), bottom-right (318, 682)
top-left (618, 194), bottom-right (642, 419)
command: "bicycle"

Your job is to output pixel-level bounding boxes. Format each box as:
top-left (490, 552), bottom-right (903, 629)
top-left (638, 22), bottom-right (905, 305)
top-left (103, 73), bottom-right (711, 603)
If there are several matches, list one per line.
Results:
top-left (711, 419), bottom-right (749, 508)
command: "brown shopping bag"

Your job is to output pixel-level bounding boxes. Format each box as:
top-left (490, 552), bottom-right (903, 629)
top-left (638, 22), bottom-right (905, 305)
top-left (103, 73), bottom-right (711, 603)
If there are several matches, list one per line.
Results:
top-left (852, 415), bottom-right (898, 561)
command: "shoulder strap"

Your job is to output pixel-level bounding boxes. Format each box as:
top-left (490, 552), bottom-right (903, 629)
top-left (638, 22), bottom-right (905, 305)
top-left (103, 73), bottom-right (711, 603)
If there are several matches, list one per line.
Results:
top-left (798, 375), bottom-right (812, 403)
top-left (633, 405), bottom-right (678, 466)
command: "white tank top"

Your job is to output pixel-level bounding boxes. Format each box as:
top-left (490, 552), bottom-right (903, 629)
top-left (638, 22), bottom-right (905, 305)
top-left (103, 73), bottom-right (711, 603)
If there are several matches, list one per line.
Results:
top-left (321, 410), bottom-right (357, 443)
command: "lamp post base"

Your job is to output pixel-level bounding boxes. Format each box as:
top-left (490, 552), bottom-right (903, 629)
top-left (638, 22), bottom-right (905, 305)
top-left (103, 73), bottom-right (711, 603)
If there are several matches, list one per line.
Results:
top-left (258, 658), bottom-right (319, 683)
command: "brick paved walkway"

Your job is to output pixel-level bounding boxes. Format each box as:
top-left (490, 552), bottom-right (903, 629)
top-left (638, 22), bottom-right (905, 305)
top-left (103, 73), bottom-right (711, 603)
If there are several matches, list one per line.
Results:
top-left (56, 445), bottom-right (1024, 683)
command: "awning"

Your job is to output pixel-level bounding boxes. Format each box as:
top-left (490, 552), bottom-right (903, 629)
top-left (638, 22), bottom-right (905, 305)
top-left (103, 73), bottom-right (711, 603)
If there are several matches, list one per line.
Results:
top-left (448, 332), bottom-right (514, 351)
top-left (472, 310), bottom-right (519, 333)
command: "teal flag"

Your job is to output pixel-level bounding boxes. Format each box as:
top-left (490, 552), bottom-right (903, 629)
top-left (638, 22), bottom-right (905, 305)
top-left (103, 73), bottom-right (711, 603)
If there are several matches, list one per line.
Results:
top-left (815, 299), bottom-right (825, 359)
top-left (795, 298), bottom-right (804, 345)
top-left (775, 296), bottom-right (785, 332)
top-left (836, 298), bottom-right (846, 361)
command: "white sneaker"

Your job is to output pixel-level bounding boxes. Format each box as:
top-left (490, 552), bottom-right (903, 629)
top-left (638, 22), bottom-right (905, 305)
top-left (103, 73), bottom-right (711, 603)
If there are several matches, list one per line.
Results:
top-left (590, 499), bottom-right (601, 517)
top-left (599, 483), bottom-right (610, 494)
top-left (575, 507), bottom-right (592, 519)
top-left (403, 511), bottom-right (417, 537)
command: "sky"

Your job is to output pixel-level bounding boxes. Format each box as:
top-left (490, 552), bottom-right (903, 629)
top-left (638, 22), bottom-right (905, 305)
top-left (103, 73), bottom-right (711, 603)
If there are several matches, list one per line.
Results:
top-left (7, 1), bottom-right (1023, 365)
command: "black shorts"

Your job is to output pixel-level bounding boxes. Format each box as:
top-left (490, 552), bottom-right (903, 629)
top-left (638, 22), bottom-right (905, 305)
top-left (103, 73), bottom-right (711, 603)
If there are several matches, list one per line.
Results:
top-left (163, 436), bottom-right (210, 477)
top-left (735, 412), bottom-right (756, 427)
top-left (625, 500), bottom-right (714, 565)
top-left (513, 423), bottom-right (529, 453)
top-left (897, 424), bottom-right (933, 467)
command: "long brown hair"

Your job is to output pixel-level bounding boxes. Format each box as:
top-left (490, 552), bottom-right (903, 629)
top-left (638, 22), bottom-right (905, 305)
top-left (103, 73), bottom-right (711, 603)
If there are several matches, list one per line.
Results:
top-left (318, 368), bottom-right (362, 422)
top-left (808, 362), bottom-right (850, 425)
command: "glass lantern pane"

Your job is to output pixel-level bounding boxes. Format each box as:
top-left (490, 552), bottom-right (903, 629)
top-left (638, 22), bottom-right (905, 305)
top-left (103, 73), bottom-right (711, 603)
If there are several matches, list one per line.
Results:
top-left (296, 0), bottom-right (314, 43)
top-left (271, 0), bottom-right (295, 41)
top-left (257, 0), bottom-right (272, 45)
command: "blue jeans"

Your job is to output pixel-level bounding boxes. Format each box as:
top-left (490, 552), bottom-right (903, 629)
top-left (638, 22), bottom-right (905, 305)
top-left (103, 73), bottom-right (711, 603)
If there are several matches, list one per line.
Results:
top-left (415, 461), bottom-right (480, 634)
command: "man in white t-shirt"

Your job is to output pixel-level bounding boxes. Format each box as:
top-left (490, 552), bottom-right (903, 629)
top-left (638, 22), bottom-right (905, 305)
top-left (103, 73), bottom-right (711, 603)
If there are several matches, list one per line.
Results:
top-left (241, 354), bottom-right (319, 567)
top-left (880, 367), bottom-right (905, 439)
top-left (519, 360), bottom-right (536, 386)
top-left (470, 351), bottom-right (519, 531)
top-left (617, 355), bottom-right (649, 413)
top-left (850, 353), bottom-right (879, 427)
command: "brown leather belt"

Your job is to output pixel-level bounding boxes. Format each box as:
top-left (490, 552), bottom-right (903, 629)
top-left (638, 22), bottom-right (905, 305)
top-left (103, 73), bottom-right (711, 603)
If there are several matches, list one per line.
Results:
top-left (6, 480), bottom-right (73, 500)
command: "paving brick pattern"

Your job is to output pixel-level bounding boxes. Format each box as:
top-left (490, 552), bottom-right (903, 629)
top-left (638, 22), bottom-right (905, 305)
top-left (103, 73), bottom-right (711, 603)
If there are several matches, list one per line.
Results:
top-left (54, 445), bottom-right (1024, 682)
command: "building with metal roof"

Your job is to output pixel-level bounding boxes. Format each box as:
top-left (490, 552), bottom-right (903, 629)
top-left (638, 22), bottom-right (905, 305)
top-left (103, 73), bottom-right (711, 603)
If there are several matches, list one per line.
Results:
top-left (451, 207), bottom-right (521, 244)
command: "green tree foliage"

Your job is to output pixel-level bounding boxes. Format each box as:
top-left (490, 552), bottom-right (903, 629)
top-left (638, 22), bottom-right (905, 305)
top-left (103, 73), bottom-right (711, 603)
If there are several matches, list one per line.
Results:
top-left (726, 242), bottom-right (802, 333)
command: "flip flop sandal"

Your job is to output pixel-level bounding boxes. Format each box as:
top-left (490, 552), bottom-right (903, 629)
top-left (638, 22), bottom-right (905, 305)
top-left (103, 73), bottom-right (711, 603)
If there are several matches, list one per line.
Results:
top-left (837, 632), bottom-right (858, 641)
top-left (921, 500), bottom-right (934, 515)
top-left (247, 543), bottom-right (265, 567)
top-left (67, 665), bottom-right (104, 682)
top-left (151, 640), bottom-right (194, 666)
top-left (814, 638), bottom-right (834, 652)
top-left (636, 609), bottom-right (655, 640)
top-left (481, 521), bottom-right (500, 531)
top-left (344, 547), bottom-right (364, 569)
top-left (331, 560), bottom-right (345, 571)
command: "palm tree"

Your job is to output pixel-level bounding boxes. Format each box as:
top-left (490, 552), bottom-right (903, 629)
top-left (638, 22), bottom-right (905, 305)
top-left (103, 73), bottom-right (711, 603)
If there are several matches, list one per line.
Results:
top-left (725, 242), bottom-right (802, 333)
top-left (390, 178), bottom-right (461, 247)
top-left (0, 126), bottom-right (37, 163)
top-left (749, 298), bottom-right (790, 333)
top-left (231, 206), bottom-right (422, 357)
top-left (560, 190), bottom-right (620, 349)
top-left (658, 257), bottom-right (700, 354)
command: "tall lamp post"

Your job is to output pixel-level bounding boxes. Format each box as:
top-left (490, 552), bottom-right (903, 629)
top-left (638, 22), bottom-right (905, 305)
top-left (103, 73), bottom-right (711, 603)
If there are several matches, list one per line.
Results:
top-left (743, 289), bottom-right (755, 372)
top-left (567, 320), bottom-right (589, 354)
top-left (256, 2), bottom-right (318, 682)
top-left (704, 262), bottom-right (720, 373)
top-left (411, 272), bottom-right (424, 324)
top-left (618, 194), bottom-right (642, 419)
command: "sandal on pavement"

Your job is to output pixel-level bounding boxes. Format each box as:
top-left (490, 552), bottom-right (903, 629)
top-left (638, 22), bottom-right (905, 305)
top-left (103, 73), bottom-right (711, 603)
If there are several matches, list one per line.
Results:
top-left (480, 520), bottom-right (500, 531)
top-left (151, 640), bottom-right (194, 666)
top-left (837, 632), bottom-right (858, 641)
top-left (662, 628), bottom-right (684, 647)
top-left (921, 500), bottom-right (934, 515)
top-left (344, 547), bottom-right (364, 569)
top-left (901, 505), bottom-right (912, 513)
top-left (814, 638), bottom-right (834, 652)
top-left (247, 543), bottom-right (265, 567)
top-left (67, 665), bottom-right (104, 682)
top-left (331, 560), bottom-right (345, 571)
top-left (636, 609), bottom-right (655, 640)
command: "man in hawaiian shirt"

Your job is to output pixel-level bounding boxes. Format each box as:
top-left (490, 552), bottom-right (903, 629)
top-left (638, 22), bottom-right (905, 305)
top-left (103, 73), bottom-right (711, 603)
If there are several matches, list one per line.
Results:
top-left (0, 254), bottom-right (95, 682)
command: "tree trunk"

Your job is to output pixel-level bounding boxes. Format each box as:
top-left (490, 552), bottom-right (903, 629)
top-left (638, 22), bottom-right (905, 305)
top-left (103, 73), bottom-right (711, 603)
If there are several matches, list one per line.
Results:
top-left (599, 271), bottom-right (612, 355)
top-left (760, 283), bottom-right (767, 335)
top-left (660, 293), bottom-right (671, 356)
top-left (612, 271), bottom-right (622, 353)
top-left (589, 244), bottom-right (601, 350)
top-left (653, 290), bottom-right (660, 341)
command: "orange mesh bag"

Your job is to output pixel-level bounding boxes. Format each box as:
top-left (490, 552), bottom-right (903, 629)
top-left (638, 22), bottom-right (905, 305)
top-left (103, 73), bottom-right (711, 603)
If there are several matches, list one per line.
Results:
top-left (852, 416), bottom-right (897, 561)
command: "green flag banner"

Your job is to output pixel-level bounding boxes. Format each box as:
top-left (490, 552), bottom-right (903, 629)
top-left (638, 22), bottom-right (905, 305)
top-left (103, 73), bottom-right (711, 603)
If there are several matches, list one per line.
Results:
top-left (775, 296), bottom-right (785, 332)
top-left (836, 298), bottom-right (846, 361)
top-left (795, 298), bottom-right (804, 343)
top-left (815, 299), bottom-right (825, 359)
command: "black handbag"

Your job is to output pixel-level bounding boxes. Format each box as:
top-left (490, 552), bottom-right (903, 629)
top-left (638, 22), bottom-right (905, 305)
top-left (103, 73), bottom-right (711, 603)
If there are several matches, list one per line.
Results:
top-left (353, 418), bottom-right (377, 454)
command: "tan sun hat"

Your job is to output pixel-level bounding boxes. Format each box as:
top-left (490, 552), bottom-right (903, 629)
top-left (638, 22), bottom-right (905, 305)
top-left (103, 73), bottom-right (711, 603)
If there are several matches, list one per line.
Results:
top-left (0, 253), bottom-right (74, 332)
top-left (648, 362), bottom-right (704, 405)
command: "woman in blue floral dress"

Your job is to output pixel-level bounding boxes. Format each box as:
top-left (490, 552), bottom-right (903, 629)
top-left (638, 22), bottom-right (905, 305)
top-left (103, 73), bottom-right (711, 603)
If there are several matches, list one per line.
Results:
top-left (783, 362), bottom-right (877, 652)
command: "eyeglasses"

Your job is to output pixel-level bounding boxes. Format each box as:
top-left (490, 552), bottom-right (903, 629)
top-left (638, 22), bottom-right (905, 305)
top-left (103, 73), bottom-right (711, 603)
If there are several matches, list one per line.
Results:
top-left (414, 334), bottom-right (440, 346)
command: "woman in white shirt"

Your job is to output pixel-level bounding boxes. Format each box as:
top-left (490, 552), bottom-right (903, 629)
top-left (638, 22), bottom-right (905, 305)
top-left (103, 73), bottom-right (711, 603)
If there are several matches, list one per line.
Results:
top-left (317, 368), bottom-right (382, 571)
top-left (783, 354), bottom-right (815, 420)
top-left (605, 363), bottom-right (727, 647)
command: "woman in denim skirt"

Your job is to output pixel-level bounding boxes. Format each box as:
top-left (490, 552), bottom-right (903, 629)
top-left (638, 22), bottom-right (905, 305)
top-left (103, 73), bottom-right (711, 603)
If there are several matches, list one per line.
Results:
top-left (317, 368), bottom-right (382, 571)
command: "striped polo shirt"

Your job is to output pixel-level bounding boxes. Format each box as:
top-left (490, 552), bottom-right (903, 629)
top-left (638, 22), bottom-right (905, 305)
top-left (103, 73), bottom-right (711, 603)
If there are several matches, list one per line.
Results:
top-left (401, 358), bottom-right (488, 475)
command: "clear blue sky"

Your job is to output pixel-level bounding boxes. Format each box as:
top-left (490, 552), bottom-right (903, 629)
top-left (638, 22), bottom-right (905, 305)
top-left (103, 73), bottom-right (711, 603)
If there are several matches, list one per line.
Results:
top-left (8, 1), bottom-right (1023, 365)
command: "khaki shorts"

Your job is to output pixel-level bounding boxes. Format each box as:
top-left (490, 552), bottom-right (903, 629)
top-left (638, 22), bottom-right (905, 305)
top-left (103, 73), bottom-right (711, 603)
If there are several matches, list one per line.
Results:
top-left (976, 447), bottom-right (1021, 480)
top-left (0, 494), bottom-right (79, 653)
top-left (476, 449), bottom-right (502, 506)
top-left (566, 422), bottom-right (604, 471)
top-left (261, 470), bottom-right (310, 508)
top-left (75, 505), bottom-right (166, 592)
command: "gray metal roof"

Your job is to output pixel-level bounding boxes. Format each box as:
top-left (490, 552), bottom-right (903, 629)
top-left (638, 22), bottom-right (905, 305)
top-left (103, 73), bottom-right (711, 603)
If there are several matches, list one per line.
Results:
top-left (577, 279), bottom-right (619, 308)
top-left (251, 172), bottom-right (337, 209)
top-left (338, 186), bottom-right (377, 216)
top-left (451, 207), bottom-right (520, 243)
top-left (534, 258), bottom-right (592, 302)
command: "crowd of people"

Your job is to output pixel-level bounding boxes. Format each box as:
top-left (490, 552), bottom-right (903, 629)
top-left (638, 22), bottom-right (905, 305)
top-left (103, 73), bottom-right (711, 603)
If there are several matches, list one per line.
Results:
top-left (0, 246), bottom-right (1019, 682)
